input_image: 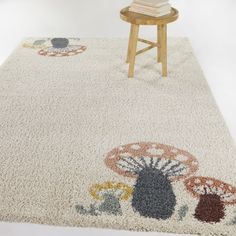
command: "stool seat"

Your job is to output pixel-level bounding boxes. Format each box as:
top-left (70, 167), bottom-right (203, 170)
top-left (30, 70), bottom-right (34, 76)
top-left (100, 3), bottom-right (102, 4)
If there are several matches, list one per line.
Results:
top-left (120, 7), bottom-right (178, 25)
top-left (120, 7), bottom-right (179, 78)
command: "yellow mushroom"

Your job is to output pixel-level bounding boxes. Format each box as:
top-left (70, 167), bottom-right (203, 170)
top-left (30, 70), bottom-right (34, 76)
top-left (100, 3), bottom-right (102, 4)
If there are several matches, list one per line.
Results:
top-left (89, 181), bottom-right (133, 215)
top-left (90, 181), bottom-right (133, 201)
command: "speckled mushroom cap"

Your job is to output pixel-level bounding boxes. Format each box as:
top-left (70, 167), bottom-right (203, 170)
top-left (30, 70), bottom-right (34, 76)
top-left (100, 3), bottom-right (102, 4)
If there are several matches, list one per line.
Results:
top-left (105, 142), bottom-right (198, 181)
top-left (89, 182), bottom-right (133, 201)
top-left (184, 176), bottom-right (236, 205)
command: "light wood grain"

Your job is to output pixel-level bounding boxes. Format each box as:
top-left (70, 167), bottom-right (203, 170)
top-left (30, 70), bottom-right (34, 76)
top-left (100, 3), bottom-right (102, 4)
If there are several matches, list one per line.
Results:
top-left (120, 7), bottom-right (178, 25)
top-left (138, 38), bottom-right (158, 47)
top-left (128, 24), bottom-right (139, 78)
top-left (126, 25), bottom-right (135, 63)
top-left (157, 25), bottom-right (161, 63)
top-left (121, 7), bottom-right (178, 78)
top-left (160, 24), bottom-right (167, 77)
top-left (136, 45), bottom-right (155, 56)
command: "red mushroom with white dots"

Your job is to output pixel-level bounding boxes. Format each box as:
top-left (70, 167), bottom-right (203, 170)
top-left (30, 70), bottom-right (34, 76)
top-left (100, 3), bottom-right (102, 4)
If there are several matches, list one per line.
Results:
top-left (184, 176), bottom-right (236, 223)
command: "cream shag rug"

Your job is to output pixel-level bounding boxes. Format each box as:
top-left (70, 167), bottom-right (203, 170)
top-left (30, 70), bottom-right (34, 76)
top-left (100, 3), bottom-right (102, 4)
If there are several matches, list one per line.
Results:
top-left (0, 38), bottom-right (236, 236)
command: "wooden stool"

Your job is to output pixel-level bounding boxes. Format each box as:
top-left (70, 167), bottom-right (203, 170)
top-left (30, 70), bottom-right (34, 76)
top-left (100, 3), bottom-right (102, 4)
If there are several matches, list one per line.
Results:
top-left (120, 7), bottom-right (178, 78)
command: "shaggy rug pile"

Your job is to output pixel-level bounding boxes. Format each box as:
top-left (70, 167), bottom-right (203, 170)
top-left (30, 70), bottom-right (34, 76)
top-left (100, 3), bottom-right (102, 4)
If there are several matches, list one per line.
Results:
top-left (0, 38), bottom-right (235, 236)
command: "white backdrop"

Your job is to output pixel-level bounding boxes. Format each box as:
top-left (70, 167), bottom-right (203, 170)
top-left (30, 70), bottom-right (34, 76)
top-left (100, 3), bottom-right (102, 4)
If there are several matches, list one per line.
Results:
top-left (0, 0), bottom-right (235, 235)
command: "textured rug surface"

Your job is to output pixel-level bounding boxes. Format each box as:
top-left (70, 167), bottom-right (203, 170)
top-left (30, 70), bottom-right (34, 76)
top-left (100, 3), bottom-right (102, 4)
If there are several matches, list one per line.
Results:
top-left (0, 38), bottom-right (236, 236)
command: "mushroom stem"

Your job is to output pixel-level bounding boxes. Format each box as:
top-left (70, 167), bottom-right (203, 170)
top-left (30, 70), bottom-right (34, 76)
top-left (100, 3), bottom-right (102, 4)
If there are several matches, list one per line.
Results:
top-left (194, 194), bottom-right (225, 223)
top-left (132, 167), bottom-right (176, 219)
top-left (98, 193), bottom-right (122, 215)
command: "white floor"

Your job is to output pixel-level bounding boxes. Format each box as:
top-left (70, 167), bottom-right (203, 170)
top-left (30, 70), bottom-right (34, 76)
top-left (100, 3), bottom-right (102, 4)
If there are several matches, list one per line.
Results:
top-left (0, 0), bottom-right (235, 235)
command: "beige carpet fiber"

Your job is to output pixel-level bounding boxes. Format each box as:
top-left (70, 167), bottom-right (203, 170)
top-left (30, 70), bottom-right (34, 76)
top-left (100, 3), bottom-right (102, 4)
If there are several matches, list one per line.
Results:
top-left (0, 38), bottom-right (236, 236)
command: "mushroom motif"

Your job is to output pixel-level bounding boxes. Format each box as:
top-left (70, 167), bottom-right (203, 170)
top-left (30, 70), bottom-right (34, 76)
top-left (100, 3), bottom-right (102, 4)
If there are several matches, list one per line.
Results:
top-left (22, 38), bottom-right (86, 57)
top-left (23, 39), bottom-right (48, 49)
top-left (38, 37), bottom-right (86, 57)
top-left (184, 176), bottom-right (236, 223)
top-left (51, 38), bottom-right (69, 48)
top-left (177, 204), bottom-right (189, 221)
top-left (105, 142), bottom-right (198, 220)
top-left (90, 182), bottom-right (133, 215)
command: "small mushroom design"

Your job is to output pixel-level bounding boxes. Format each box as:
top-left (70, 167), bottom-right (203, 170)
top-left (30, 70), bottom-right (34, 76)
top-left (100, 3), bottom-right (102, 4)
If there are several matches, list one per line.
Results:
top-left (37, 38), bottom-right (86, 57)
top-left (23, 39), bottom-right (48, 49)
top-left (184, 176), bottom-right (236, 223)
top-left (90, 182), bottom-right (133, 216)
top-left (105, 142), bottom-right (198, 220)
top-left (51, 38), bottom-right (69, 48)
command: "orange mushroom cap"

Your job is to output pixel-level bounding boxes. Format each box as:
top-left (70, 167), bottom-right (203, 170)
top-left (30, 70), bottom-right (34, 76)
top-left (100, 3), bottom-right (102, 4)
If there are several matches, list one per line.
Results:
top-left (184, 176), bottom-right (236, 205)
top-left (105, 142), bottom-right (198, 182)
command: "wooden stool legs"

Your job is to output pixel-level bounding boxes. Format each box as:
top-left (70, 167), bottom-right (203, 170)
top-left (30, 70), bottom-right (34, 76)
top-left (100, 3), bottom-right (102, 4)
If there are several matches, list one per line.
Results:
top-left (126, 25), bottom-right (134, 63)
top-left (127, 24), bottom-right (139, 78)
top-left (157, 25), bottom-right (162, 63)
top-left (159, 24), bottom-right (167, 77)
top-left (126, 23), bottom-right (167, 78)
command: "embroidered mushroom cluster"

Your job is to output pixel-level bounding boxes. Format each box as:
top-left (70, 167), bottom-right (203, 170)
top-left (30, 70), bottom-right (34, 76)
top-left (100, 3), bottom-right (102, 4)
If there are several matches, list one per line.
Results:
top-left (75, 142), bottom-right (236, 224)
top-left (23, 38), bottom-right (86, 57)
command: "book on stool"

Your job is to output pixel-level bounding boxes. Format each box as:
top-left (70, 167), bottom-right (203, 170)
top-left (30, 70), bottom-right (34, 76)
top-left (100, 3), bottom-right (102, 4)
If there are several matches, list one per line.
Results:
top-left (129, 0), bottom-right (171, 17)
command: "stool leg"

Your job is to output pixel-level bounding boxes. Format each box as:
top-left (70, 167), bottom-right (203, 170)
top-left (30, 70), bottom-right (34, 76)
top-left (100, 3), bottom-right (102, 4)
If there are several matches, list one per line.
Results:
top-left (160, 24), bottom-right (167, 77)
top-left (126, 24), bottom-right (134, 63)
top-left (128, 24), bottom-right (139, 78)
top-left (157, 25), bottom-right (162, 63)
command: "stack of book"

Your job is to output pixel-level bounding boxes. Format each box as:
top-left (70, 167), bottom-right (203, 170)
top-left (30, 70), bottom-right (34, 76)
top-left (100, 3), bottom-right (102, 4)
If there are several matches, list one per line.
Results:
top-left (129, 0), bottom-right (171, 17)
